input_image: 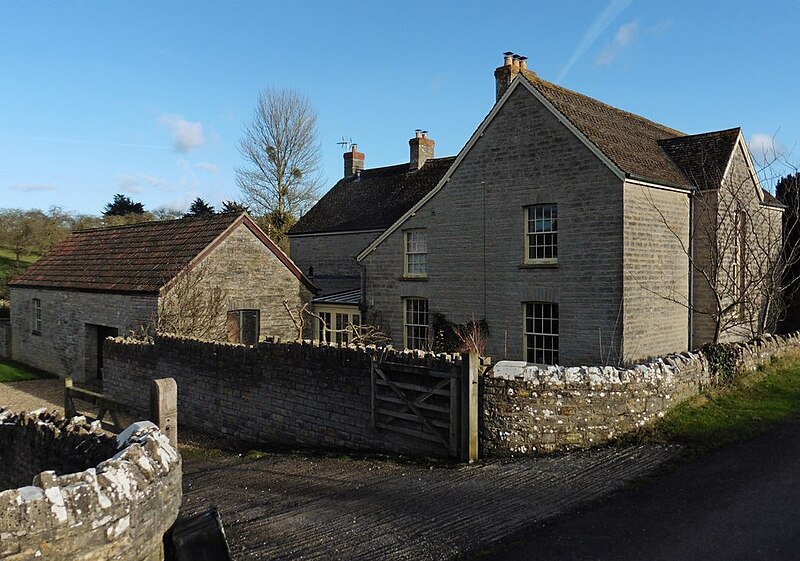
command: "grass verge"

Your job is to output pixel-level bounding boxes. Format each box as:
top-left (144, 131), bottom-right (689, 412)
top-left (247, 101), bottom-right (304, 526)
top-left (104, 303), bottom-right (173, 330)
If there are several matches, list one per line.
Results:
top-left (0, 358), bottom-right (55, 382)
top-left (634, 350), bottom-right (800, 455)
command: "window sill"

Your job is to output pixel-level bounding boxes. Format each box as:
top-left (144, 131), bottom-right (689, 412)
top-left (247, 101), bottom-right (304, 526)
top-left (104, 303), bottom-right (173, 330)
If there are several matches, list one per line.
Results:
top-left (519, 262), bottom-right (559, 269)
top-left (399, 275), bottom-right (429, 282)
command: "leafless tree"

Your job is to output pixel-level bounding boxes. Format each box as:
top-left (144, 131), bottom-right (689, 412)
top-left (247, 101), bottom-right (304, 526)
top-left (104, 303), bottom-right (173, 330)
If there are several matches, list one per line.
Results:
top-left (157, 261), bottom-right (229, 341)
top-left (236, 88), bottom-right (323, 244)
top-left (282, 300), bottom-right (391, 346)
top-left (632, 148), bottom-right (797, 344)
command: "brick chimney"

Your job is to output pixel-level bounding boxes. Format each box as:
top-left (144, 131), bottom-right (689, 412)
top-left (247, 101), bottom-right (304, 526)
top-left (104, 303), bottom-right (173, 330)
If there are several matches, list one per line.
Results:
top-left (494, 52), bottom-right (536, 101)
top-left (343, 144), bottom-right (365, 177)
top-left (409, 130), bottom-right (435, 170)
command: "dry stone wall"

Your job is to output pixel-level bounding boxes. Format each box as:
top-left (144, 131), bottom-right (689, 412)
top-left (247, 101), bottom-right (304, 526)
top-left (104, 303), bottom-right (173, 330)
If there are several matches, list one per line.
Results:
top-left (104, 334), bottom-right (461, 458)
top-left (482, 333), bottom-right (800, 456)
top-left (0, 412), bottom-right (181, 561)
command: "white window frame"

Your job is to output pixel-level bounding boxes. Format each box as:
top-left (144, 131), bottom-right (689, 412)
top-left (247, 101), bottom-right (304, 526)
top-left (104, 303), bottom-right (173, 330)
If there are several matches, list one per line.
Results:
top-left (32, 298), bottom-right (42, 335)
top-left (524, 204), bottom-right (558, 264)
top-left (403, 297), bottom-right (429, 350)
top-left (314, 306), bottom-right (360, 345)
top-left (404, 229), bottom-right (428, 277)
top-left (523, 302), bottom-right (559, 365)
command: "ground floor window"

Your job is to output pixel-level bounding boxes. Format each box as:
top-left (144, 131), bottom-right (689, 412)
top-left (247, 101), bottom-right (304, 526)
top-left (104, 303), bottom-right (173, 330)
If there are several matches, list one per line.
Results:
top-left (227, 309), bottom-right (260, 345)
top-left (314, 308), bottom-right (360, 345)
top-left (404, 297), bottom-right (430, 350)
top-left (524, 302), bottom-right (559, 364)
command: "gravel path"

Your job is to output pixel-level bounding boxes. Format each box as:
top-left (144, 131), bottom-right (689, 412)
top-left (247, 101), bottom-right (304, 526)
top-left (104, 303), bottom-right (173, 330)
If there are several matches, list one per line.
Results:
top-left (0, 379), bottom-right (64, 414)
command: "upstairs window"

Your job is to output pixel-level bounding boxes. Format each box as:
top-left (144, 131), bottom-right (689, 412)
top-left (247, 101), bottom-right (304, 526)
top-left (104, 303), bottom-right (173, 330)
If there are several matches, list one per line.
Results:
top-left (31, 298), bottom-right (42, 335)
top-left (525, 205), bottom-right (558, 263)
top-left (227, 309), bottom-right (260, 345)
top-left (404, 297), bottom-right (429, 350)
top-left (524, 302), bottom-right (559, 364)
top-left (404, 230), bottom-right (428, 277)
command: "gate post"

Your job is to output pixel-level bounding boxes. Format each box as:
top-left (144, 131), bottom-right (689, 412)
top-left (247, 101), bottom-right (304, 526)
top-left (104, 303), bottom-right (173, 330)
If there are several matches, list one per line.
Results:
top-left (459, 351), bottom-right (479, 463)
top-left (150, 378), bottom-right (178, 449)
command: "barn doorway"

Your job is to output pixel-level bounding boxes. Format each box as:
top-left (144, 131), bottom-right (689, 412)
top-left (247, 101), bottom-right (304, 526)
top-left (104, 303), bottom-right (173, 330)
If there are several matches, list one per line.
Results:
top-left (85, 324), bottom-right (119, 383)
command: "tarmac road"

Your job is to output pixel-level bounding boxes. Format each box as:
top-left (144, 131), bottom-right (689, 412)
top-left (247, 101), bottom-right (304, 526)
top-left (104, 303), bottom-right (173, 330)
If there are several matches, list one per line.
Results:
top-left (474, 418), bottom-right (800, 561)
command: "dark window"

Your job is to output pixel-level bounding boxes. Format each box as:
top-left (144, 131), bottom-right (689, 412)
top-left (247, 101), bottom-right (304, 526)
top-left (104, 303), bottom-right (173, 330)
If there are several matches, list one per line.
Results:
top-left (226, 309), bottom-right (260, 345)
top-left (526, 205), bottom-right (558, 262)
top-left (524, 302), bottom-right (559, 364)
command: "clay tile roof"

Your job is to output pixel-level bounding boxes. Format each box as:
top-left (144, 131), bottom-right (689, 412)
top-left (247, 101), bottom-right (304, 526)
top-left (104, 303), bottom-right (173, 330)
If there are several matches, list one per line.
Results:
top-left (10, 213), bottom-right (243, 294)
top-left (289, 156), bottom-right (456, 235)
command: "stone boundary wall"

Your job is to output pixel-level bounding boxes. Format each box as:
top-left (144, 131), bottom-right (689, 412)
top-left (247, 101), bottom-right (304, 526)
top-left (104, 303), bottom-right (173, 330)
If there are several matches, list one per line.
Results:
top-left (0, 412), bottom-right (181, 561)
top-left (0, 319), bottom-right (10, 359)
top-left (103, 334), bottom-right (462, 458)
top-left (482, 333), bottom-right (800, 456)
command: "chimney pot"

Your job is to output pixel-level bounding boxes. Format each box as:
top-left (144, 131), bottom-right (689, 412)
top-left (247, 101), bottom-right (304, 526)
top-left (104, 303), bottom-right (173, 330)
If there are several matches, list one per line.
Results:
top-left (518, 56), bottom-right (528, 70)
top-left (495, 51), bottom-right (535, 102)
top-left (503, 51), bottom-right (514, 66)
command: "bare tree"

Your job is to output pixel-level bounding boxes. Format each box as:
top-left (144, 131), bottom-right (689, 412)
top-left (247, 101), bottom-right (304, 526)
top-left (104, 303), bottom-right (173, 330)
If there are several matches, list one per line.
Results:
top-left (282, 300), bottom-right (391, 346)
top-left (157, 261), bottom-right (229, 341)
top-left (631, 149), bottom-right (795, 345)
top-left (236, 88), bottom-right (323, 244)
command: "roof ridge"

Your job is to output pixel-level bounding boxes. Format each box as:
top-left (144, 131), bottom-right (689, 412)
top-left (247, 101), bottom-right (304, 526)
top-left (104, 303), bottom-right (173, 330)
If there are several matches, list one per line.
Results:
top-left (523, 73), bottom-right (684, 137)
top-left (72, 212), bottom-right (241, 234)
top-left (658, 127), bottom-right (741, 143)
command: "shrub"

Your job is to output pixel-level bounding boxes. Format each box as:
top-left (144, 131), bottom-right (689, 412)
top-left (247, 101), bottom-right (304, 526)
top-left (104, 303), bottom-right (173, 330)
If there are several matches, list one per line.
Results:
top-left (701, 342), bottom-right (739, 385)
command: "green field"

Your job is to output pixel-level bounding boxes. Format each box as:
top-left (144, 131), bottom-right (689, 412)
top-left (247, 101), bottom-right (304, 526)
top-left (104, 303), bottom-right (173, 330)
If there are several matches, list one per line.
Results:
top-left (0, 246), bottom-right (39, 300)
top-left (0, 358), bottom-right (54, 382)
top-left (639, 350), bottom-right (800, 454)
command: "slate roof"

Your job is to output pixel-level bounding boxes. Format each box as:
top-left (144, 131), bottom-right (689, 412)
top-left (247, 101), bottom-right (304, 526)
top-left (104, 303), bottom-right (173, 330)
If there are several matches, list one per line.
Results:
top-left (10, 213), bottom-right (316, 294)
top-left (658, 128), bottom-right (741, 191)
top-left (289, 157), bottom-right (456, 235)
top-left (312, 288), bottom-right (361, 305)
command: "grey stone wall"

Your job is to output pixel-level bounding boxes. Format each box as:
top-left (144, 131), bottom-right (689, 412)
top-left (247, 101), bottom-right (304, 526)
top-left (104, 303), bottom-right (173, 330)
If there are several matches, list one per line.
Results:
top-left (622, 182), bottom-right (690, 361)
top-left (9, 287), bottom-right (157, 380)
top-left (175, 222), bottom-right (313, 342)
top-left (103, 334), bottom-right (459, 458)
top-left (482, 332), bottom-right (800, 455)
top-left (362, 85), bottom-right (625, 365)
top-left (0, 320), bottom-right (10, 359)
top-left (289, 230), bottom-right (380, 294)
top-left (0, 413), bottom-right (181, 561)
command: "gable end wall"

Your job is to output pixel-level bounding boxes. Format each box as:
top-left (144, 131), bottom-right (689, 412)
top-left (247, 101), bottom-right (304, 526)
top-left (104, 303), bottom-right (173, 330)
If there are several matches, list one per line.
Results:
top-left (362, 86), bottom-right (625, 365)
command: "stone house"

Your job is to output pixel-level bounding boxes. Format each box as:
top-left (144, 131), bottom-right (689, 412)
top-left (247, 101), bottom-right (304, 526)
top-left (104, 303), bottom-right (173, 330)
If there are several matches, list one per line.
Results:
top-left (288, 137), bottom-right (455, 343)
top-left (292, 54), bottom-right (784, 365)
top-left (8, 212), bottom-right (315, 381)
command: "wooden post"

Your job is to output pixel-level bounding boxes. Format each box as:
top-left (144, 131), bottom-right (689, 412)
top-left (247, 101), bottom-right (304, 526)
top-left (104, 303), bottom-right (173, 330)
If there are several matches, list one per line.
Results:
top-left (459, 351), bottom-right (479, 463)
top-left (150, 378), bottom-right (178, 449)
top-left (64, 377), bottom-right (74, 418)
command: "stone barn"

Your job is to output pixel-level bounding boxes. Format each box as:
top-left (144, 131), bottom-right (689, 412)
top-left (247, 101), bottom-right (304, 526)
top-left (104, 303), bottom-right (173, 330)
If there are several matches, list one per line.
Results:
top-left (7, 212), bottom-right (315, 381)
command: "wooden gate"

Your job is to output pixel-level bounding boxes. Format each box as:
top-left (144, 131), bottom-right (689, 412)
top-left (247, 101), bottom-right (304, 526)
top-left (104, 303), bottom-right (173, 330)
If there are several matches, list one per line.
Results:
top-left (371, 359), bottom-right (461, 458)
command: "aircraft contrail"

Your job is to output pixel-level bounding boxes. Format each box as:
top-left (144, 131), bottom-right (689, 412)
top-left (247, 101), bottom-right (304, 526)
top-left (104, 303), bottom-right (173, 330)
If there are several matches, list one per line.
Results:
top-left (0, 133), bottom-right (169, 150)
top-left (557, 0), bottom-right (634, 83)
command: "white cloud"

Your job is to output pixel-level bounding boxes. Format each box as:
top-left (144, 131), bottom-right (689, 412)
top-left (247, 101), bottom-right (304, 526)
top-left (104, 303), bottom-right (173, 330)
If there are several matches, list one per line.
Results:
top-left (10, 183), bottom-right (57, 192)
top-left (557, 0), bottom-right (634, 82)
top-left (596, 21), bottom-right (640, 66)
top-left (117, 173), bottom-right (169, 194)
top-left (749, 133), bottom-right (783, 164)
top-left (159, 113), bottom-right (205, 153)
top-left (196, 161), bottom-right (219, 174)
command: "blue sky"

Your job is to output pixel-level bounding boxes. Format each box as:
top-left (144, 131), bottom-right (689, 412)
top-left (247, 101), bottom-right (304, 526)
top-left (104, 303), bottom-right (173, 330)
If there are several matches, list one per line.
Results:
top-left (2, 1), bottom-right (799, 215)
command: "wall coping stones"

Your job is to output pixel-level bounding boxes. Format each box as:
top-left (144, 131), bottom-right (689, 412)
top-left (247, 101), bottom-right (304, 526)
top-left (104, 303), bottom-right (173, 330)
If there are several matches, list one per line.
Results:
top-left (0, 412), bottom-right (181, 560)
